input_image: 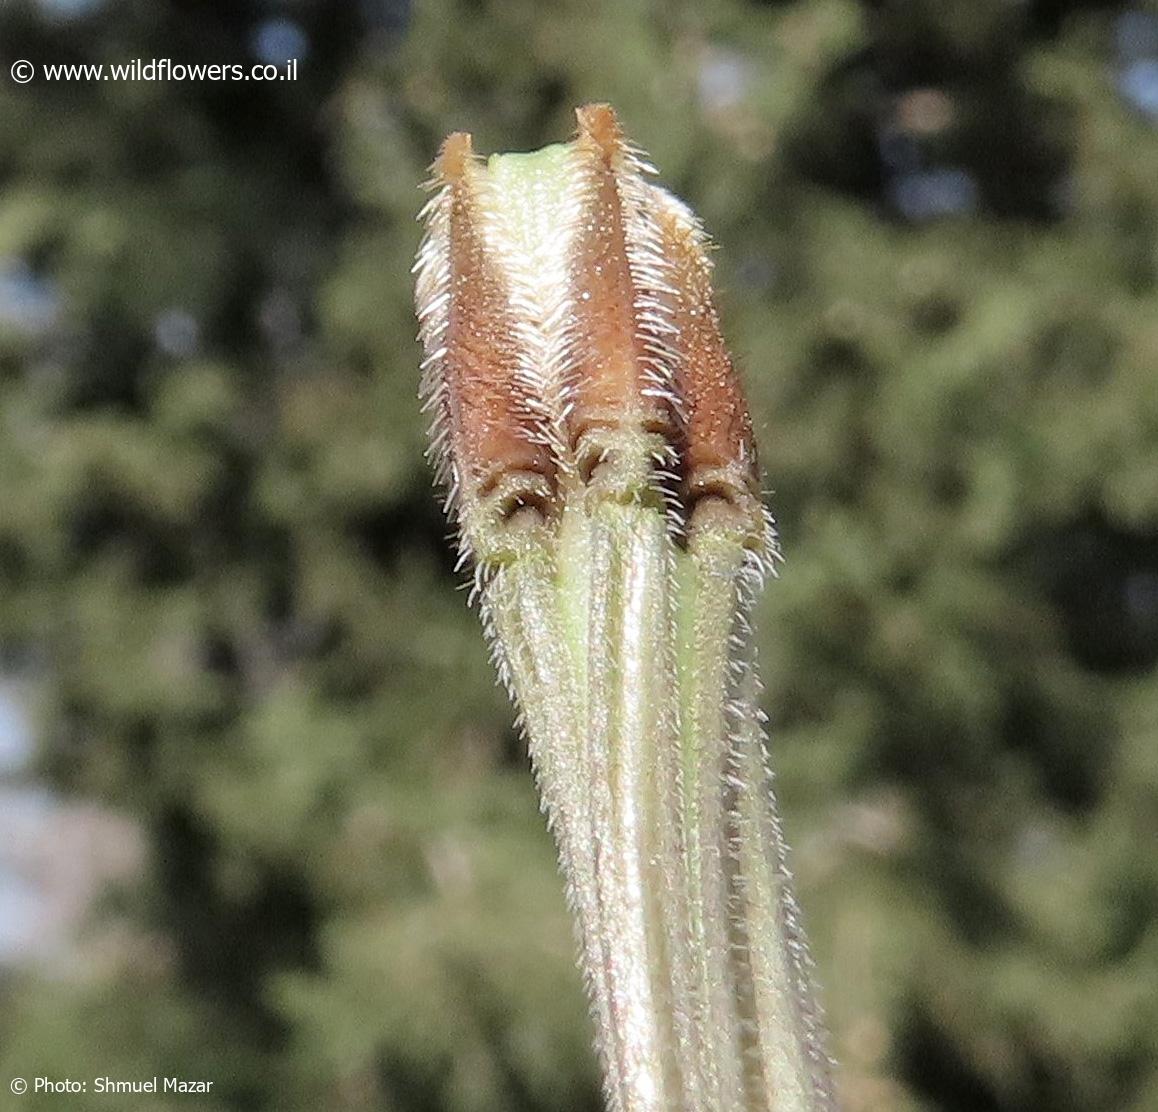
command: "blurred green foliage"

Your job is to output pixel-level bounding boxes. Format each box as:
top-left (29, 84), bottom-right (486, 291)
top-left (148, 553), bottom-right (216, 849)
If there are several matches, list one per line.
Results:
top-left (1, 1), bottom-right (1157, 1109)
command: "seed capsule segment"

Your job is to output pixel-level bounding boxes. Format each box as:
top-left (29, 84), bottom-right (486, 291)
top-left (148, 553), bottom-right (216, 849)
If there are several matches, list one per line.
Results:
top-left (565, 105), bottom-right (680, 494)
top-left (415, 132), bottom-right (557, 556)
top-left (650, 192), bottom-right (768, 551)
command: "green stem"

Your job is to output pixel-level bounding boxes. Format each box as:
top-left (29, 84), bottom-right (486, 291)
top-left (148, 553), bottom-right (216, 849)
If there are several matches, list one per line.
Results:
top-left (730, 658), bottom-right (835, 1110)
top-left (488, 517), bottom-right (833, 1111)
top-left (679, 527), bottom-right (835, 1111)
top-left (674, 537), bottom-right (751, 1109)
top-left (569, 500), bottom-right (684, 1111)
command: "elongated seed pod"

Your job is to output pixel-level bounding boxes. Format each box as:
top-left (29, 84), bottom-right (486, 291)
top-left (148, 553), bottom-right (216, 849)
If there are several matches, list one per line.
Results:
top-left (564, 106), bottom-right (681, 493)
top-left (415, 132), bottom-right (558, 561)
top-left (649, 189), bottom-right (770, 554)
top-left (414, 104), bottom-right (834, 1112)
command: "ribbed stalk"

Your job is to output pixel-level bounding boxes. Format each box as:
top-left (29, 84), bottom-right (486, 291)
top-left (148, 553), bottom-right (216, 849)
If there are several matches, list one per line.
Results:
top-left (730, 658), bottom-right (836, 1110)
top-left (676, 527), bottom-right (835, 1112)
top-left (674, 535), bottom-right (751, 1108)
top-left (493, 521), bottom-right (834, 1111)
top-left (559, 500), bottom-right (684, 1112)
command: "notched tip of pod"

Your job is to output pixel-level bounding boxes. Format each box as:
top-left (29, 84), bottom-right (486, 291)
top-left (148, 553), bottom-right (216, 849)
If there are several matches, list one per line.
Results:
top-left (461, 469), bottom-right (558, 570)
top-left (685, 464), bottom-right (768, 551)
top-left (435, 131), bottom-right (475, 181)
top-left (574, 103), bottom-right (625, 164)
